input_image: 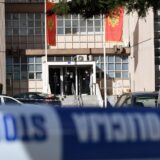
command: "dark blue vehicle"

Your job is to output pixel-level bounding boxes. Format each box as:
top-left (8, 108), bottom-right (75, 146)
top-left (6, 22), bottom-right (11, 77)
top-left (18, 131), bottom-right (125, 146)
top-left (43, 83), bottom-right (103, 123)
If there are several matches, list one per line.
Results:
top-left (13, 92), bottom-right (61, 107)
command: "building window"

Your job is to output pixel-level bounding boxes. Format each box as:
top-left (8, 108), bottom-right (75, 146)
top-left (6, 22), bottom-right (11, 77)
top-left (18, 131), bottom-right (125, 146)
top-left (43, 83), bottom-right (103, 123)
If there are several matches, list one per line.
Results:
top-left (48, 56), bottom-right (75, 62)
top-left (93, 55), bottom-right (129, 79)
top-left (154, 10), bottom-right (160, 90)
top-left (6, 56), bottom-right (42, 80)
top-left (6, 0), bottom-right (43, 3)
top-left (28, 57), bottom-right (42, 80)
top-left (57, 14), bottom-right (102, 35)
top-left (6, 13), bottom-right (44, 49)
top-left (6, 13), bottom-right (103, 49)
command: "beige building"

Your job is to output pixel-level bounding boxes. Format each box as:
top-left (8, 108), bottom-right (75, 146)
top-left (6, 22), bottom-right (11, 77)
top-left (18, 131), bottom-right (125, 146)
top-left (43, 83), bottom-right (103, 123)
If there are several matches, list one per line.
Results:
top-left (0, 0), bottom-right (159, 105)
top-left (129, 10), bottom-right (156, 92)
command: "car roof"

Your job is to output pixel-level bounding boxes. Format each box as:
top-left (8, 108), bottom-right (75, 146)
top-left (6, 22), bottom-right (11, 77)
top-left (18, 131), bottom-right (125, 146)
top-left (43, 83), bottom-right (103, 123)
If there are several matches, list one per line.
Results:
top-left (134, 92), bottom-right (158, 96)
top-left (14, 92), bottom-right (43, 96)
top-left (20, 92), bottom-right (41, 94)
top-left (120, 91), bottom-right (158, 96)
top-left (14, 92), bottom-right (46, 95)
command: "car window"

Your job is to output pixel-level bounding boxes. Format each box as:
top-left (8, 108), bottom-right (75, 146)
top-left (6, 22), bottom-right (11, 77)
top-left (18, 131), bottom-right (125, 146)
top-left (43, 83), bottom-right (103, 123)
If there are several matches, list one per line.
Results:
top-left (135, 95), bottom-right (158, 107)
top-left (28, 94), bottom-right (42, 99)
top-left (116, 94), bottom-right (130, 107)
top-left (37, 93), bottom-right (48, 98)
top-left (122, 96), bottom-right (132, 107)
top-left (0, 97), bottom-right (2, 105)
top-left (3, 97), bottom-right (21, 105)
top-left (28, 94), bottom-right (37, 99)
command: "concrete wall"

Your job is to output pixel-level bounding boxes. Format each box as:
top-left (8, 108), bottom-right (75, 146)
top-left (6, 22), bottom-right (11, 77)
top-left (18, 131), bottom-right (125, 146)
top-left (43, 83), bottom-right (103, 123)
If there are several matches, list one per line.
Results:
top-left (0, 0), bottom-right (6, 94)
top-left (129, 9), bottom-right (155, 92)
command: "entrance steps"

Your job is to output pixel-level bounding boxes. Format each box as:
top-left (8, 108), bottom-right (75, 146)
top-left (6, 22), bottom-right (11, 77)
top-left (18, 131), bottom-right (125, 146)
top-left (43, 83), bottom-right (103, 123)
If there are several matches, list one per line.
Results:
top-left (60, 95), bottom-right (100, 107)
top-left (80, 95), bottom-right (99, 107)
top-left (60, 95), bottom-right (79, 107)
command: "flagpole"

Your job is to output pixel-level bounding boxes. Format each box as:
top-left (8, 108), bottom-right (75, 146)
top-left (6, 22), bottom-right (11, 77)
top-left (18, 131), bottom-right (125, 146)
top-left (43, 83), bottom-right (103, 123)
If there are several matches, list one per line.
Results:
top-left (103, 14), bottom-right (107, 107)
top-left (44, 0), bottom-right (48, 93)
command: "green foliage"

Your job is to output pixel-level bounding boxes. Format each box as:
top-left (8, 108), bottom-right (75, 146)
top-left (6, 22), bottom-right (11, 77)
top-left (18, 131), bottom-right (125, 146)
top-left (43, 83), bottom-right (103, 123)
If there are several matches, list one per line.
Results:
top-left (50, 0), bottom-right (160, 18)
top-left (48, 0), bottom-right (70, 16)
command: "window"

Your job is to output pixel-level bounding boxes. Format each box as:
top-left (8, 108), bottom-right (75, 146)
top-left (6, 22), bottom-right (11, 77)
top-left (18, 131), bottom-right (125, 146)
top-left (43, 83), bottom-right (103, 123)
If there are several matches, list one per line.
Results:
top-left (116, 64), bottom-right (121, 70)
top-left (6, 13), bottom-right (44, 49)
top-left (65, 18), bottom-right (71, 34)
top-left (3, 97), bottom-right (21, 105)
top-left (94, 55), bottom-right (129, 79)
top-left (87, 19), bottom-right (94, 32)
top-left (154, 10), bottom-right (160, 90)
top-left (57, 14), bottom-right (102, 35)
top-left (116, 94), bottom-right (129, 107)
top-left (6, 56), bottom-right (42, 80)
top-left (28, 56), bottom-right (42, 80)
top-left (135, 96), bottom-right (158, 107)
top-left (57, 15), bottom-right (64, 34)
top-left (80, 18), bottom-right (87, 33)
top-left (123, 96), bottom-right (132, 106)
top-left (6, 0), bottom-right (43, 3)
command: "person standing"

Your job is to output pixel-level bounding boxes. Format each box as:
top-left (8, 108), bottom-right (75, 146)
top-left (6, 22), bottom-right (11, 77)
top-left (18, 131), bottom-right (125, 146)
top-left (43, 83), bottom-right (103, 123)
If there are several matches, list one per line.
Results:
top-left (53, 72), bottom-right (58, 94)
top-left (84, 70), bottom-right (90, 94)
top-left (64, 72), bottom-right (72, 95)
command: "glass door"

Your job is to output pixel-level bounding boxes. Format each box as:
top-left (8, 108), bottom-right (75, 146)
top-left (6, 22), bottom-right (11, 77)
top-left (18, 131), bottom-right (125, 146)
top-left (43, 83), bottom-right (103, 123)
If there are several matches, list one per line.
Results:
top-left (49, 68), bottom-right (61, 95)
top-left (63, 67), bottom-right (75, 95)
top-left (48, 64), bottom-right (95, 96)
top-left (78, 67), bottom-right (91, 95)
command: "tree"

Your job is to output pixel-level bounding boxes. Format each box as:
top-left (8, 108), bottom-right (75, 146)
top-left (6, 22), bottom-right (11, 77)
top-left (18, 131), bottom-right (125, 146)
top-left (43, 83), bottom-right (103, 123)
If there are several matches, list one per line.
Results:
top-left (49, 0), bottom-right (160, 18)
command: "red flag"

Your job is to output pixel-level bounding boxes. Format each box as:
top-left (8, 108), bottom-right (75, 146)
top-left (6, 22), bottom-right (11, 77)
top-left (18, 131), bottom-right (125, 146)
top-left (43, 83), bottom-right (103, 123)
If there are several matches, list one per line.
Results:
top-left (46, 1), bottom-right (56, 45)
top-left (105, 8), bottom-right (124, 42)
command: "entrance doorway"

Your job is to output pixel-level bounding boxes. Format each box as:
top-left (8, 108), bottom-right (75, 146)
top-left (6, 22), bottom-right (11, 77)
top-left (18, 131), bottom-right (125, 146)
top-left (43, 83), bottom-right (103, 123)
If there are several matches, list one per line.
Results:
top-left (49, 66), bottom-right (93, 96)
top-left (63, 67), bottom-right (75, 95)
top-left (77, 67), bottom-right (91, 95)
top-left (49, 68), bottom-right (61, 95)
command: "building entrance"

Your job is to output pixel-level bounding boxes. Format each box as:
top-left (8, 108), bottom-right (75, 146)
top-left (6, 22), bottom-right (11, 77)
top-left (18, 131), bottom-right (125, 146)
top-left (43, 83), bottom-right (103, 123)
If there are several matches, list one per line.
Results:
top-left (77, 67), bottom-right (91, 95)
top-left (49, 66), bottom-right (92, 96)
top-left (49, 68), bottom-right (61, 95)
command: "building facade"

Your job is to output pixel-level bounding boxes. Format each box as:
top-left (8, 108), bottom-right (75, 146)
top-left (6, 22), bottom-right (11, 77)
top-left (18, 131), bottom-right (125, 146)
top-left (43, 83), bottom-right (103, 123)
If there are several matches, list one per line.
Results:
top-left (0, 0), bottom-right (159, 103)
top-left (154, 11), bottom-right (160, 91)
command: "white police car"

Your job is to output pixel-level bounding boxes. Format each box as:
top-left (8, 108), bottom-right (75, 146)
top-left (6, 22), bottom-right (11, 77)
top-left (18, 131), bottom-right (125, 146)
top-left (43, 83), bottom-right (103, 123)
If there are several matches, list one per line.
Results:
top-left (0, 95), bottom-right (23, 105)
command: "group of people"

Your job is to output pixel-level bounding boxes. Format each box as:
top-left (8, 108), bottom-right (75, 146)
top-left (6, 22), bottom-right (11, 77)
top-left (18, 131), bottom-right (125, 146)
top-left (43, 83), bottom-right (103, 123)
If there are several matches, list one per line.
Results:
top-left (50, 70), bottom-right (91, 95)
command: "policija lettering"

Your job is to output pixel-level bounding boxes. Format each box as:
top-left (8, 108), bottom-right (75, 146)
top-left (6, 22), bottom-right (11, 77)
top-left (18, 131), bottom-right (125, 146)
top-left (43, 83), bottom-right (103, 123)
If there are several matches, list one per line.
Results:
top-left (0, 114), bottom-right (47, 141)
top-left (72, 113), bottom-right (160, 143)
